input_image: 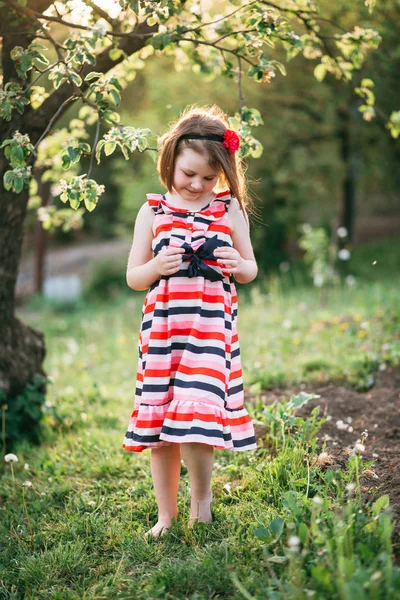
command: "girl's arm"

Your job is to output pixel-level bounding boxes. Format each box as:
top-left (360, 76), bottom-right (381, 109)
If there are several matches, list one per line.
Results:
top-left (126, 203), bottom-right (185, 291)
top-left (213, 198), bottom-right (258, 284)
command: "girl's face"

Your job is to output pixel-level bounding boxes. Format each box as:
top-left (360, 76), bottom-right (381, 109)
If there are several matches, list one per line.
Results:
top-left (172, 147), bottom-right (221, 202)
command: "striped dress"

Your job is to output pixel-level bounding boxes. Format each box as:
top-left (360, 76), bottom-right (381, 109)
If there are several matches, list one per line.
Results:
top-left (122, 190), bottom-right (257, 452)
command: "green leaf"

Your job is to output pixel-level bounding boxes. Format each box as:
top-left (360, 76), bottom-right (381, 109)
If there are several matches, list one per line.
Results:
top-left (372, 494), bottom-right (390, 517)
top-left (109, 89), bottom-right (121, 106)
top-left (314, 63), bottom-right (327, 82)
top-left (4, 170), bottom-right (14, 190)
top-left (14, 177), bottom-right (24, 193)
top-left (10, 146), bottom-right (25, 165)
top-left (95, 140), bottom-right (105, 163)
top-left (70, 72), bottom-right (83, 87)
top-left (84, 71), bottom-right (102, 82)
top-left (269, 517), bottom-right (285, 540)
top-left (291, 392), bottom-right (319, 408)
top-left (297, 522), bottom-right (309, 545)
top-left (311, 566), bottom-right (332, 587)
top-left (109, 48), bottom-right (123, 61)
top-left (120, 145), bottom-right (130, 160)
top-left (104, 142), bottom-right (117, 156)
top-left (62, 156), bottom-right (71, 170)
top-left (84, 197), bottom-right (97, 212)
top-left (254, 527), bottom-right (270, 540)
top-left (272, 61), bottom-right (286, 76)
top-left (70, 198), bottom-right (80, 210)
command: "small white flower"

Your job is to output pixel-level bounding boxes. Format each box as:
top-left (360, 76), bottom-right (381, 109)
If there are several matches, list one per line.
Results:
top-left (287, 535), bottom-right (301, 550)
top-left (126, 487), bottom-right (134, 494)
top-left (48, 477), bottom-right (53, 483)
top-left (379, 363), bottom-right (387, 372)
top-left (81, 413), bottom-right (87, 421)
top-left (337, 227), bottom-right (348, 238)
top-left (87, 500), bottom-right (96, 506)
top-left (4, 453), bottom-right (18, 463)
top-left (346, 483), bottom-right (356, 492)
top-left (22, 481), bottom-right (32, 488)
top-left (361, 430), bottom-right (368, 438)
top-left (336, 420), bottom-right (347, 430)
top-left (372, 453), bottom-right (379, 458)
top-left (312, 496), bottom-right (323, 506)
top-left (346, 417), bottom-right (353, 423)
top-left (326, 415), bottom-right (332, 421)
top-left (348, 426), bottom-right (354, 433)
top-left (370, 571), bottom-right (382, 582)
top-left (338, 249), bottom-right (351, 261)
top-left (354, 443), bottom-right (365, 454)
top-left (282, 319), bottom-right (292, 329)
top-left (92, 21), bottom-right (108, 36)
top-left (24, 463), bottom-right (29, 470)
top-left (313, 274), bottom-right (324, 287)
top-left (224, 482), bottom-right (232, 493)
top-left (345, 275), bottom-right (357, 287)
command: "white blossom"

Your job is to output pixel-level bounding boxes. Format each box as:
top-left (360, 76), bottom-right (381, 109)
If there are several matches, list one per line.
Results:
top-left (287, 535), bottom-right (301, 551)
top-left (337, 227), bottom-right (348, 238)
top-left (4, 453), bottom-right (18, 463)
top-left (338, 249), bottom-right (351, 261)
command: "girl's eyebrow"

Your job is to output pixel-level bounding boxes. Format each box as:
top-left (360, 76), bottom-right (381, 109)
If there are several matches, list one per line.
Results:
top-left (182, 168), bottom-right (218, 177)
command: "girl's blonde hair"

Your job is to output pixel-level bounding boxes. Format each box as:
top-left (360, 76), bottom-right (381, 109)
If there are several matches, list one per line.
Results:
top-left (157, 105), bottom-right (251, 211)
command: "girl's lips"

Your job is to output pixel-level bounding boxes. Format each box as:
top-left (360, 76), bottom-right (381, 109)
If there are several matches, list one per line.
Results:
top-left (186, 188), bottom-right (200, 195)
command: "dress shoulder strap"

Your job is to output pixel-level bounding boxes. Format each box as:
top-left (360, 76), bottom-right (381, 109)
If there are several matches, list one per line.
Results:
top-left (215, 190), bottom-right (232, 212)
top-left (146, 193), bottom-right (163, 214)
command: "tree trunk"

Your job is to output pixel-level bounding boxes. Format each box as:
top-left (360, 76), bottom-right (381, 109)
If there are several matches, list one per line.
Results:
top-left (33, 167), bottom-right (52, 295)
top-left (338, 105), bottom-right (357, 243)
top-left (0, 14), bottom-right (46, 448)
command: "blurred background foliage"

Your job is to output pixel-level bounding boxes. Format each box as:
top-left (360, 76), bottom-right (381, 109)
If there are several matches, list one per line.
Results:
top-left (22, 0), bottom-right (400, 274)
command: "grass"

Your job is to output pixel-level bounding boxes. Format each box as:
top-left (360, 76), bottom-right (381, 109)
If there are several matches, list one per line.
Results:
top-left (1, 239), bottom-right (399, 599)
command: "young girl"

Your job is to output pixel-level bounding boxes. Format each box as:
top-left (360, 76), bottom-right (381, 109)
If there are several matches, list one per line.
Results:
top-left (122, 105), bottom-right (258, 539)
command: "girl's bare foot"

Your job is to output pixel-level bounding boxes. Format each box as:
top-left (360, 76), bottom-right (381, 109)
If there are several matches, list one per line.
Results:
top-left (188, 490), bottom-right (213, 528)
top-left (144, 517), bottom-right (177, 539)
top-left (144, 521), bottom-right (171, 538)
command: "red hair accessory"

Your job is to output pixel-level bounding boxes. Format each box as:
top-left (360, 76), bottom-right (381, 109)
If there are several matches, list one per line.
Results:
top-left (222, 129), bottom-right (241, 154)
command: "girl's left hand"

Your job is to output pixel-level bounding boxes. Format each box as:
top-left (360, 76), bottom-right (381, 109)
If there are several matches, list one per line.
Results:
top-left (213, 247), bottom-right (244, 276)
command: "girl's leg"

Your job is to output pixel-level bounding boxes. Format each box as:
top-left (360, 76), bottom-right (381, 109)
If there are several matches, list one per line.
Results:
top-left (145, 442), bottom-right (181, 538)
top-left (180, 442), bottom-right (214, 526)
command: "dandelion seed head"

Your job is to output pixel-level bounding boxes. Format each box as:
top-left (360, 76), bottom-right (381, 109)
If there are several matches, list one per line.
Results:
top-left (287, 535), bottom-right (301, 550)
top-left (4, 453), bottom-right (18, 463)
top-left (354, 443), bottom-right (365, 454)
top-left (337, 227), bottom-right (348, 238)
top-left (338, 249), bottom-right (351, 261)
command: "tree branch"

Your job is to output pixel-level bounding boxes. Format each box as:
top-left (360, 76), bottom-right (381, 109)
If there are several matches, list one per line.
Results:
top-left (26, 19), bottom-right (158, 143)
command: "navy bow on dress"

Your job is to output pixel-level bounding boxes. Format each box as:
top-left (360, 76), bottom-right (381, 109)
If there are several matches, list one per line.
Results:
top-left (181, 236), bottom-right (226, 282)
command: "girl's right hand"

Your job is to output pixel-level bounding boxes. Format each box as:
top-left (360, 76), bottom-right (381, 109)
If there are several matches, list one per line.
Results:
top-left (154, 246), bottom-right (185, 276)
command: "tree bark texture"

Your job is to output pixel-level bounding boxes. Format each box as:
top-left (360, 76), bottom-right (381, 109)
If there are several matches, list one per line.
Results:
top-left (0, 3), bottom-right (156, 445)
top-left (338, 105), bottom-right (357, 243)
top-left (0, 10), bottom-right (47, 404)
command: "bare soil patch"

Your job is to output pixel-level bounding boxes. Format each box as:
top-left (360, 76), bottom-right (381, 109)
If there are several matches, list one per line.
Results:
top-left (251, 366), bottom-right (400, 556)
